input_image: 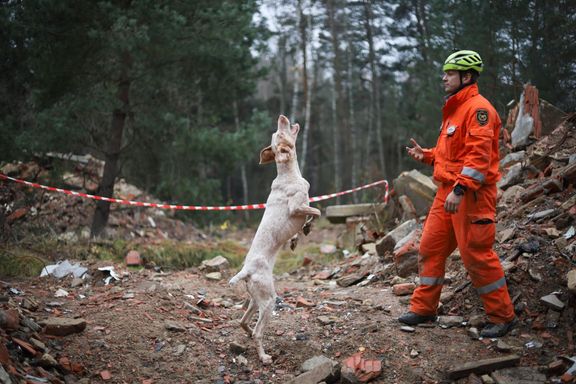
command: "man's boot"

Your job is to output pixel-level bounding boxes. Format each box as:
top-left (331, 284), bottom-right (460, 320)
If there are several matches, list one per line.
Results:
top-left (398, 312), bottom-right (437, 326)
top-left (480, 317), bottom-right (518, 338)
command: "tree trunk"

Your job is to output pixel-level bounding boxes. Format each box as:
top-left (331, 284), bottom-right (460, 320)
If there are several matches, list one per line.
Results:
top-left (233, 100), bottom-right (250, 221)
top-left (344, 9), bottom-right (359, 202)
top-left (326, 0), bottom-right (344, 202)
top-left (278, 34), bottom-right (288, 115)
top-left (91, 51), bottom-right (131, 238)
top-left (363, 1), bottom-right (385, 174)
top-left (299, 0), bottom-right (312, 175)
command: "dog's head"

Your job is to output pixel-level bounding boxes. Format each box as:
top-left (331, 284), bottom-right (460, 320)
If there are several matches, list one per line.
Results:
top-left (259, 115), bottom-right (300, 165)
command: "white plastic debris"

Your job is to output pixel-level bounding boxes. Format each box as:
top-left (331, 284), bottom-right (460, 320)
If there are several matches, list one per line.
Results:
top-left (98, 266), bottom-right (120, 285)
top-left (40, 260), bottom-right (87, 279)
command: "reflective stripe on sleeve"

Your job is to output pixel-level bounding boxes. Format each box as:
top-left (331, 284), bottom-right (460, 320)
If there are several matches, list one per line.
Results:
top-left (476, 276), bottom-right (506, 295)
top-left (419, 276), bottom-right (445, 286)
top-left (462, 166), bottom-right (485, 183)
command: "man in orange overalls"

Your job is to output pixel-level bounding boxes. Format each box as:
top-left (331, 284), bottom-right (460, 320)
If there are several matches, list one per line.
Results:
top-left (399, 50), bottom-right (517, 338)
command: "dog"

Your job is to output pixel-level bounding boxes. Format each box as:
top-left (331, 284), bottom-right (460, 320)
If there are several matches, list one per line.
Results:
top-left (229, 114), bottom-right (321, 364)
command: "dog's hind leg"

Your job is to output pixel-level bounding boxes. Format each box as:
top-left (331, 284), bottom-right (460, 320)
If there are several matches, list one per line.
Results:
top-left (253, 295), bottom-right (274, 364)
top-left (240, 298), bottom-right (257, 336)
top-left (251, 279), bottom-right (275, 365)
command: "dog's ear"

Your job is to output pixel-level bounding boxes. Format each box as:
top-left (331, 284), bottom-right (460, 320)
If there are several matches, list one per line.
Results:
top-left (290, 123), bottom-right (300, 136)
top-left (278, 115), bottom-right (290, 131)
top-left (259, 146), bottom-right (275, 165)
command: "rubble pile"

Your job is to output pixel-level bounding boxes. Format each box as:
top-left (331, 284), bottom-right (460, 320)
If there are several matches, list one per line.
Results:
top-left (304, 86), bottom-right (576, 382)
top-left (0, 158), bottom-right (206, 243)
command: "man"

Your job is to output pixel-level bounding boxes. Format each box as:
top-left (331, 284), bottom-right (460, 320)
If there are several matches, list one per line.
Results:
top-left (400, 50), bottom-right (517, 338)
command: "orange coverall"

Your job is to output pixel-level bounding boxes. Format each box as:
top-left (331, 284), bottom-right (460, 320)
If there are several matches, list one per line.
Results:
top-left (410, 83), bottom-right (515, 324)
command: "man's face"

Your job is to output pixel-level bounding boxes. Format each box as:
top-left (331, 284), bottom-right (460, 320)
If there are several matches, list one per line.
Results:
top-left (442, 70), bottom-right (462, 94)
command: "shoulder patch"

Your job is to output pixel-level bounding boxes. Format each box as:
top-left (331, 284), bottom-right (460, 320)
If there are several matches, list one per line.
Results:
top-left (476, 109), bottom-right (489, 126)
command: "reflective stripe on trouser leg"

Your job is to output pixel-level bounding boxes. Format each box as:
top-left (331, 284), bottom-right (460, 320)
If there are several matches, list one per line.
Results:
top-left (410, 187), bottom-right (457, 316)
top-left (476, 276), bottom-right (505, 295)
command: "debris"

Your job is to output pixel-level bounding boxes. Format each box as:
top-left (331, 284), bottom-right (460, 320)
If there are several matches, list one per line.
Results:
top-left (446, 354), bottom-right (521, 380)
top-left (540, 294), bottom-right (566, 311)
top-left (41, 317), bottom-right (87, 336)
top-left (97, 266), bottom-right (121, 285)
top-left (341, 352), bottom-right (382, 383)
top-left (125, 250), bottom-right (142, 266)
top-left (491, 366), bottom-right (547, 383)
top-left (326, 203), bottom-right (383, 224)
top-left (393, 169), bottom-right (437, 217)
top-left (40, 260), bottom-right (87, 279)
top-left (200, 255), bottom-right (230, 272)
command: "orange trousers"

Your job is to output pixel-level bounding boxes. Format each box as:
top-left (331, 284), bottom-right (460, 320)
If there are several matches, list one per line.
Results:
top-left (410, 183), bottom-right (515, 324)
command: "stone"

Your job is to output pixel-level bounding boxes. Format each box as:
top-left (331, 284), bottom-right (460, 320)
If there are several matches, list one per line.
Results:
top-left (229, 341), bottom-right (247, 355)
top-left (0, 365), bottom-right (13, 384)
top-left (205, 272), bottom-right (222, 281)
top-left (540, 294), bottom-right (565, 311)
top-left (164, 320), bottom-right (187, 332)
top-left (438, 316), bottom-right (464, 328)
top-left (491, 366), bottom-right (546, 383)
top-left (393, 169), bottom-right (437, 217)
top-left (42, 317), bottom-right (87, 336)
top-left (375, 219), bottom-right (417, 256)
top-left (468, 327), bottom-right (480, 340)
top-left (392, 283), bottom-right (416, 296)
top-left (567, 270), bottom-right (576, 294)
top-left (0, 309), bottom-right (20, 331)
top-left (285, 361), bottom-right (336, 384)
top-left (200, 256), bottom-right (230, 272)
top-left (39, 353), bottom-right (59, 367)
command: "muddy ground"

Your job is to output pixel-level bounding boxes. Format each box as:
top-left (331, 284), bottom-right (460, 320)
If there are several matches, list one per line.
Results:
top-left (3, 223), bottom-right (574, 384)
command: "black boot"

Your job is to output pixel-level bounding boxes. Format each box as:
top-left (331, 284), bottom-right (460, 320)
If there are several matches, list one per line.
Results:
top-left (480, 317), bottom-right (518, 338)
top-left (398, 312), bottom-right (437, 325)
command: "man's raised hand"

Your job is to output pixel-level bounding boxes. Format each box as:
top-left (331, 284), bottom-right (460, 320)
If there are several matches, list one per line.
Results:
top-left (406, 138), bottom-right (424, 161)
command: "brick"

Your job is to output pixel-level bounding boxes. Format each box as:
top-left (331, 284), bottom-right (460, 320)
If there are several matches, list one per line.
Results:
top-left (392, 283), bottom-right (416, 296)
top-left (42, 317), bottom-right (86, 336)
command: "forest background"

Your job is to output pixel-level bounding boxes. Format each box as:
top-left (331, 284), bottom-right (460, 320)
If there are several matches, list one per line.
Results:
top-left (0, 0), bottom-right (574, 236)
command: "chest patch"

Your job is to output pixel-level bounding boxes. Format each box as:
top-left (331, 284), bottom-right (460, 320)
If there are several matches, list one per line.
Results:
top-left (476, 109), bottom-right (489, 126)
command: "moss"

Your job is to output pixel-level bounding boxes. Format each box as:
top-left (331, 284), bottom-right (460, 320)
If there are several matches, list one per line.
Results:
top-left (139, 240), bottom-right (247, 271)
top-left (274, 244), bottom-right (341, 274)
top-left (0, 250), bottom-right (47, 277)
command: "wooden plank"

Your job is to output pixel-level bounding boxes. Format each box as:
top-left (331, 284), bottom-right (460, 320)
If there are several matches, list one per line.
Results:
top-left (446, 354), bottom-right (521, 380)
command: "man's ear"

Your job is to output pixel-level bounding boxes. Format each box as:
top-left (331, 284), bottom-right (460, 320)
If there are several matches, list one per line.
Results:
top-left (462, 71), bottom-right (473, 84)
top-left (259, 146), bottom-right (275, 164)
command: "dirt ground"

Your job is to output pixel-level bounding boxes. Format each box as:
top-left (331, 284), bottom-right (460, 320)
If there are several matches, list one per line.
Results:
top-left (3, 223), bottom-right (574, 384)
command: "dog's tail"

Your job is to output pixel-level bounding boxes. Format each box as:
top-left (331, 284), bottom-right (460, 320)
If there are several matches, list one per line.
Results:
top-left (229, 268), bottom-right (249, 287)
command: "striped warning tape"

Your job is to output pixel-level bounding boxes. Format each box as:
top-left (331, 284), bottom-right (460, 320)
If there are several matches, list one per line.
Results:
top-left (0, 173), bottom-right (388, 211)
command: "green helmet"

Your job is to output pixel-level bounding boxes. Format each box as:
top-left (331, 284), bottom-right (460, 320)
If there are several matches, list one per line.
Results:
top-left (443, 50), bottom-right (483, 73)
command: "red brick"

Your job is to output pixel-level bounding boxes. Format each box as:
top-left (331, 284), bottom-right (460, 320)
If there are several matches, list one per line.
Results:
top-left (392, 283), bottom-right (416, 296)
top-left (125, 250), bottom-right (142, 266)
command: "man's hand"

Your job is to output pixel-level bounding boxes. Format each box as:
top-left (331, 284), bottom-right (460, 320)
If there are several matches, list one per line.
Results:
top-left (406, 138), bottom-right (424, 161)
top-left (444, 191), bottom-right (463, 213)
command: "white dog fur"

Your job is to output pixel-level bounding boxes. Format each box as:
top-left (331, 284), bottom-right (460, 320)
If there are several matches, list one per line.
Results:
top-left (229, 115), bottom-right (321, 364)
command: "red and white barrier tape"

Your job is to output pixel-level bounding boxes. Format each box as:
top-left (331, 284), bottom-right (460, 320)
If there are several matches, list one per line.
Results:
top-left (0, 173), bottom-right (388, 211)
